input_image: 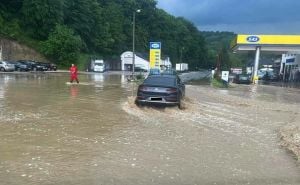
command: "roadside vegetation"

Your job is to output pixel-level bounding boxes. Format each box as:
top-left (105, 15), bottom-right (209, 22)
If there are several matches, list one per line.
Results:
top-left (211, 77), bottom-right (229, 88)
top-left (201, 31), bottom-right (249, 71)
top-left (0, 1), bottom-right (253, 71)
top-left (0, 0), bottom-right (209, 70)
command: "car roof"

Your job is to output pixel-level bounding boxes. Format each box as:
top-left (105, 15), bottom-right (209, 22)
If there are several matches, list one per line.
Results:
top-left (143, 75), bottom-right (178, 87)
top-left (149, 69), bottom-right (177, 76)
top-left (146, 74), bottom-right (177, 79)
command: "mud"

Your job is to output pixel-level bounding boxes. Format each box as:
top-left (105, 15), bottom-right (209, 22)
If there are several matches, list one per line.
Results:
top-left (123, 84), bottom-right (300, 184)
top-left (280, 116), bottom-right (300, 161)
top-left (0, 73), bottom-right (300, 185)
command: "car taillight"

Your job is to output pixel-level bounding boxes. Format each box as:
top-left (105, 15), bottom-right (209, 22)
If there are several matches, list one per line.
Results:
top-left (166, 88), bottom-right (177, 93)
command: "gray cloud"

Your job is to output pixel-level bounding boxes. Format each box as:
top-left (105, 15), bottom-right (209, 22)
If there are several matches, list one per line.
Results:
top-left (157, 0), bottom-right (300, 34)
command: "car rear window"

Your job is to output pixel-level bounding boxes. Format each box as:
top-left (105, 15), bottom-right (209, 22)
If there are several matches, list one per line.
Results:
top-left (143, 76), bottom-right (176, 87)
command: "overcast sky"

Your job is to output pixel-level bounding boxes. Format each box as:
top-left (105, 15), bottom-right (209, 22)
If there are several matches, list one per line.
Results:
top-left (157, 0), bottom-right (300, 34)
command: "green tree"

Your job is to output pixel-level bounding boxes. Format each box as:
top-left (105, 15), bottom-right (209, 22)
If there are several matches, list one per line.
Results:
top-left (100, 2), bottom-right (127, 55)
top-left (22, 0), bottom-right (64, 39)
top-left (1, 0), bottom-right (210, 70)
top-left (64, 0), bottom-right (111, 53)
top-left (0, 0), bottom-right (23, 14)
top-left (41, 25), bottom-right (82, 66)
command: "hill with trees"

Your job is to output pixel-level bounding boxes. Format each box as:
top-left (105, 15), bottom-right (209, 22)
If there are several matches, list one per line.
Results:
top-left (0, 0), bottom-right (211, 70)
top-left (201, 31), bottom-right (248, 70)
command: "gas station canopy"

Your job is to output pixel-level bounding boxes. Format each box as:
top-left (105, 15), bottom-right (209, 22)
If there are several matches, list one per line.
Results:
top-left (231, 35), bottom-right (300, 83)
top-left (231, 35), bottom-right (300, 53)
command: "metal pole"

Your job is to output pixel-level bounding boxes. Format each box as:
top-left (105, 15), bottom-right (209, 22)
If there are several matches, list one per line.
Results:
top-left (0, 45), bottom-right (2, 61)
top-left (253, 46), bottom-right (261, 84)
top-left (132, 11), bottom-right (136, 76)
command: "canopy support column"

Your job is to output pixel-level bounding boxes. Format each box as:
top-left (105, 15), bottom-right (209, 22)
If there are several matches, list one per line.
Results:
top-left (253, 46), bottom-right (261, 84)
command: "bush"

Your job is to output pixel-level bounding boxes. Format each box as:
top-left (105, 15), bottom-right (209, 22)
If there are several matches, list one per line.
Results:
top-left (211, 78), bottom-right (228, 88)
top-left (41, 25), bottom-right (82, 67)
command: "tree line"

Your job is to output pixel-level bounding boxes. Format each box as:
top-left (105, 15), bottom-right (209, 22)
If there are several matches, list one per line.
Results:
top-left (1, 0), bottom-right (244, 70)
top-left (0, 0), bottom-right (212, 69)
top-left (201, 31), bottom-right (247, 70)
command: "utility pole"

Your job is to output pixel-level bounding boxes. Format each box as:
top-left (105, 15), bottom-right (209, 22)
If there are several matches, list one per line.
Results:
top-left (132, 9), bottom-right (141, 77)
top-left (0, 45), bottom-right (2, 61)
top-left (180, 47), bottom-right (184, 63)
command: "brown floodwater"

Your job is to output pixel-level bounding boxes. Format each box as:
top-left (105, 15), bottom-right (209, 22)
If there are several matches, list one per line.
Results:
top-left (0, 72), bottom-right (138, 185)
top-left (0, 72), bottom-right (300, 185)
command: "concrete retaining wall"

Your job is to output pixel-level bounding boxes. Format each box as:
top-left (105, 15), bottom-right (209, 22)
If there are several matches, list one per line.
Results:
top-left (179, 71), bottom-right (211, 83)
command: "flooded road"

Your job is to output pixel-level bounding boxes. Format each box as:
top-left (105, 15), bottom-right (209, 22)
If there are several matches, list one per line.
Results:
top-left (0, 72), bottom-right (300, 185)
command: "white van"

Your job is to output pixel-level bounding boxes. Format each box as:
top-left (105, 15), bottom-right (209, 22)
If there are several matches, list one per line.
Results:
top-left (94, 60), bottom-right (105, 72)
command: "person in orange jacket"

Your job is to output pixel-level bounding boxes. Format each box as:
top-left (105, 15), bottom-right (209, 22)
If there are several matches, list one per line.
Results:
top-left (69, 64), bottom-right (79, 83)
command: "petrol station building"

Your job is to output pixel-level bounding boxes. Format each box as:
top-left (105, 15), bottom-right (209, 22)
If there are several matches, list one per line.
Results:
top-left (231, 35), bottom-right (300, 82)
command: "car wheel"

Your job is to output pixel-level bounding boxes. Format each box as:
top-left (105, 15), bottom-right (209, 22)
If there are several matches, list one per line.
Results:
top-left (177, 94), bottom-right (185, 110)
top-left (178, 100), bottom-right (183, 110)
top-left (0, 67), bottom-right (5, 72)
top-left (135, 100), bottom-right (144, 107)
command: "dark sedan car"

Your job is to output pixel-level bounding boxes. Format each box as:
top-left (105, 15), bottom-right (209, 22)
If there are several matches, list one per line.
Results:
top-left (234, 74), bottom-right (252, 84)
top-left (31, 62), bottom-right (48, 71)
top-left (10, 61), bottom-right (31, 71)
top-left (17, 60), bottom-right (35, 71)
top-left (135, 75), bottom-right (185, 109)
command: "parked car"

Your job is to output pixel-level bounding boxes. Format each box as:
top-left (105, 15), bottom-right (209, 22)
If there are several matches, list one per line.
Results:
top-left (32, 62), bottom-right (57, 71)
top-left (17, 60), bottom-right (35, 71)
top-left (9, 61), bottom-right (31, 71)
top-left (33, 62), bottom-right (49, 71)
top-left (135, 74), bottom-right (185, 109)
top-left (261, 70), bottom-right (279, 81)
top-left (13, 60), bottom-right (31, 71)
top-left (48, 63), bottom-right (57, 71)
top-left (257, 70), bottom-right (265, 80)
top-left (0, 61), bottom-right (15, 72)
top-left (234, 74), bottom-right (252, 84)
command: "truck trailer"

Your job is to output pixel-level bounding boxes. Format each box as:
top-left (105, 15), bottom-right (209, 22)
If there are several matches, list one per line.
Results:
top-left (176, 63), bottom-right (188, 72)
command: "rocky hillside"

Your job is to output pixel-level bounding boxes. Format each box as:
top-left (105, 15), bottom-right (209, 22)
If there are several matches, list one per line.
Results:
top-left (0, 38), bottom-right (47, 62)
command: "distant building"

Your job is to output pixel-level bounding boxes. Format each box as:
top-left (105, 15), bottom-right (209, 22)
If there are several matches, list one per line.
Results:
top-left (160, 57), bottom-right (172, 69)
top-left (120, 51), bottom-right (149, 71)
top-left (280, 54), bottom-right (300, 81)
top-left (105, 58), bottom-right (122, 71)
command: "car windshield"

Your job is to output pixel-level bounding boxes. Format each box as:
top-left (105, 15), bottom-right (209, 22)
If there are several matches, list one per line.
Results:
top-left (161, 69), bottom-right (177, 75)
top-left (143, 76), bottom-right (176, 87)
top-left (149, 68), bottom-right (160, 75)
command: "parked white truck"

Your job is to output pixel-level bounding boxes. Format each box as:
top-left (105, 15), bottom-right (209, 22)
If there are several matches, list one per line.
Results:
top-left (93, 59), bottom-right (105, 72)
top-left (176, 63), bottom-right (188, 72)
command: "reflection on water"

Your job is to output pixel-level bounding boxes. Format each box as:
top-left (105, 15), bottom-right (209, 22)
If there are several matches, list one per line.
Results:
top-left (225, 83), bottom-right (300, 104)
top-left (0, 73), bottom-right (137, 185)
top-left (69, 85), bottom-right (79, 98)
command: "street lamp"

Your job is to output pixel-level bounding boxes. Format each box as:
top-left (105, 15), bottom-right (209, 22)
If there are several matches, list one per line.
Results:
top-left (180, 47), bottom-right (184, 63)
top-left (132, 9), bottom-right (141, 76)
